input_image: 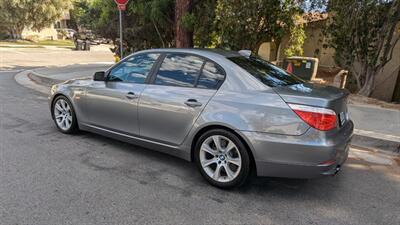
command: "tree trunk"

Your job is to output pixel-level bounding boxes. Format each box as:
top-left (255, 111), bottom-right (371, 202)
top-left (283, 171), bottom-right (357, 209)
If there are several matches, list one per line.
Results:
top-left (9, 29), bottom-right (15, 39)
top-left (9, 29), bottom-right (22, 39)
top-left (10, 25), bottom-right (24, 39)
top-left (15, 28), bottom-right (23, 39)
top-left (358, 70), bottom-right (376, 96)
top-left (175, 0), bottom-right (193, 48)
top-left (275, 40), bottom-right (282, 62)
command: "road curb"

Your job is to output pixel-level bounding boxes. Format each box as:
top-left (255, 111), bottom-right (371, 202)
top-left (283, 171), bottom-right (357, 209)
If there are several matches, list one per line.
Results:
top-left (14, 63), bottom-right (110, 94)
top-left (28, 71), bottom-right (63, 87)
top-left (14, 70), bottom-right (50, 95)
top-left (351, 134), bottom-right (400, 155)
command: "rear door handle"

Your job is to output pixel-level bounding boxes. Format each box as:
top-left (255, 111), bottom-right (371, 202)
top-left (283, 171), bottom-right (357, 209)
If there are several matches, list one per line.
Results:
top-left (126, 92), bottom-right (139, 99)
top-left (184, 99), bottom-right (202, 107)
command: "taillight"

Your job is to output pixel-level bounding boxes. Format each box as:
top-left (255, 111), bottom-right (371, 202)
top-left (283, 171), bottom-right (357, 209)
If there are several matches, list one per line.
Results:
top-left (288, 104), bottom-right (337, 131)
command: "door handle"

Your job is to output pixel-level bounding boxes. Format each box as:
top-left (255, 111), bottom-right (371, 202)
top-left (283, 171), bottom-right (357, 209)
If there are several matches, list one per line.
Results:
top-left (184, 99), bottom-right (202, 107)
top-left (126, 92), bottom-right (139, 99)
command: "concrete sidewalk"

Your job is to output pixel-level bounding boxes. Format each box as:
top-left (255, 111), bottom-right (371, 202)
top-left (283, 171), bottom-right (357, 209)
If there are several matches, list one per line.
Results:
top-left (349, 105), bottom-right (400, 153)
top-left (350, 105), bottom-right (400, 138)
top-left (15, 64), bottom-right (400, 154)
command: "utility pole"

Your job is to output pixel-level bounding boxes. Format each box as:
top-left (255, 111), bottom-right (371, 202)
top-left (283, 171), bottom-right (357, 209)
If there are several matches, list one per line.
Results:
top-left (119, 8), bottom-right (123, 58)
top-left (114, 0), bottom-right (129, 59)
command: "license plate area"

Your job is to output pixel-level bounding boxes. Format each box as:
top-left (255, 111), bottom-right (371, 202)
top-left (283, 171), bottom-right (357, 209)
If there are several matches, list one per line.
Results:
top-left (338, 111), bottom-right (347, 127)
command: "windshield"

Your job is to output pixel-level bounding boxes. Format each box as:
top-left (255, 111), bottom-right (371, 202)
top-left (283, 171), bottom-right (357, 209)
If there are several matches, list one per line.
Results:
top-left (228, 56), bottom-right (303, 87)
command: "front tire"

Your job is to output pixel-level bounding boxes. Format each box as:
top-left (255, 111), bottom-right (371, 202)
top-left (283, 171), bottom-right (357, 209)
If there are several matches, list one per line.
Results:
top-left (194, 129), bottom-right (251, 188)
top-left (52, 96), bottom-right (78, 134)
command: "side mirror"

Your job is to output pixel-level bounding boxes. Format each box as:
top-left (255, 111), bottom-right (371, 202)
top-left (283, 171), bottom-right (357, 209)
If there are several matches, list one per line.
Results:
top-left (93, 71), bottom-right (106, 81)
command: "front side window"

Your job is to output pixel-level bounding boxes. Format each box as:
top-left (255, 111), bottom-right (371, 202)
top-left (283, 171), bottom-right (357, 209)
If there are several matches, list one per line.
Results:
top-left (108, 53), bottom-right (160, 83)
top-left (155, 54), bottom-right (204, 87)
top-left (228, 56), bottom-right (303, 87)
top-left (196, 61), bottom-right (225, 89)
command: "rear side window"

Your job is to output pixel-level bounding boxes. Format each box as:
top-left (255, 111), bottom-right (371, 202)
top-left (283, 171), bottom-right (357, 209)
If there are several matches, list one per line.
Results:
top-left (155, 54), bottom-right (204, 87)
top-left (228, 56), bottom-right (303, 87)
top-left (196, 61), bottom-right (225, 89)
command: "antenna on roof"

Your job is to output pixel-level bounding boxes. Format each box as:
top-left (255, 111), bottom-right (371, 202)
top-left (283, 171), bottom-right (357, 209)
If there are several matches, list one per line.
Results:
top-left (238, 50), bottom-right (252, 58)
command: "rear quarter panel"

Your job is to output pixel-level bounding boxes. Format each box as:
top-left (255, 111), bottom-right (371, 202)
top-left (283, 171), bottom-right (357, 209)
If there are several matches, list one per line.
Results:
top-left (199, 89), bottom-right (309, 135)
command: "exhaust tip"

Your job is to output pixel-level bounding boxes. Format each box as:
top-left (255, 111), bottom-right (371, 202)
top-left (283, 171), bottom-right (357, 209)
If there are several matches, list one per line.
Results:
top-left (334, 165), bottom-right (341, 175)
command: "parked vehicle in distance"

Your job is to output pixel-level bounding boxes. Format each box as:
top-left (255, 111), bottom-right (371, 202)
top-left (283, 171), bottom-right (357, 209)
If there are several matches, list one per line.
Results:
top-left (98, 37), bottom-right (111, 44)
top-left (56, 28), bottom-right (77, 40)
top-left (49, 49), bottom-right (353, 188)
top-left (90, 39), bottom-right (101, 45)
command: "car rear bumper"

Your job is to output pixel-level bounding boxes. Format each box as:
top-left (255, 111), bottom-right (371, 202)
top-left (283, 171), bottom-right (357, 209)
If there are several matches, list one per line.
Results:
top-left (253, 147), bottom-right (349, 178)
top-left (241, 120), bottom-right (353, 179)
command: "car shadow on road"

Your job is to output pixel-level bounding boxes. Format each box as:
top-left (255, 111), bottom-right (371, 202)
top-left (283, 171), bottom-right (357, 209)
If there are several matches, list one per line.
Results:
top-left (72, 130), bottom-right (326, 196)
top-left (57, 125), bottom-right (396, 200)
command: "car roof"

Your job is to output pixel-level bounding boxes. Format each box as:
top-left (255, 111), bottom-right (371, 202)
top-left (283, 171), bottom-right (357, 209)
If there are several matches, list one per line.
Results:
top-left (137, 48), bottom-right (242, 58)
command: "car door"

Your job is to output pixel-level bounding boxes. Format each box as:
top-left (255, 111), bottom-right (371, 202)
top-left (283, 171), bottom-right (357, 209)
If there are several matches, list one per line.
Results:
top-left (84, 53), bottom-right (160, 136)
top-left (138, 53), bottom-right (225, 145)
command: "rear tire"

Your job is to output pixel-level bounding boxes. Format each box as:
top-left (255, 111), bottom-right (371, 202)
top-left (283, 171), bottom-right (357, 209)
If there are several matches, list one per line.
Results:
top-left (194, 129), bottom-right (251, 188)
top-left (52, 96), bottom-right (79, 134)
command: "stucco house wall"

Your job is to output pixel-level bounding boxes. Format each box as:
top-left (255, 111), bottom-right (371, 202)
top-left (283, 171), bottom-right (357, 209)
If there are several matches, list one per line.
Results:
top-left (22, 26), bottom-right (59, 40)
top-left (21, 12), bottom-right (70, 41)
top-left (372, 35), bottom-right (400, 101)
top-left (258, 16), bottom-right (400, 102)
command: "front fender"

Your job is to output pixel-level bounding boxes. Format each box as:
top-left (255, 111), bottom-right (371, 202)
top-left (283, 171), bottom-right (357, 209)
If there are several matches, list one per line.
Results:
top-left (49, 83), bottom-right (83, 121)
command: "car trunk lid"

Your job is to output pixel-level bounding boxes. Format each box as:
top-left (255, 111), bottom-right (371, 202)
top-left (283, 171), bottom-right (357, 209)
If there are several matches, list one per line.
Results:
top-left (274, 83), bottom-right (350, 128)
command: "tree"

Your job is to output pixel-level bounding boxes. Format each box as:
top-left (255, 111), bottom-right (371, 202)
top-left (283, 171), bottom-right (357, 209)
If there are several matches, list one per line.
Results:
top-left (167, 0), bottom-right (218, 48)
top-left (125, 0), bottom-right (175, 49)
top-left (74, 0), bottom-right (175, 51)
top-left (86, 0), bottom-right (120, 41)
top-left (69, 0), bottom-right (320, 54)
top-left (175, 0), bottom-right (193, 47)
top-left (325, 0), bottom-right (400, 96)
top-left (215, 0), bottom-right (303, 54)
top-left (181, 0), bottom-right (218, 48)
top-left (284, 14), bottom-right (306, 57)
top-left (0, 0), bottom-right (72, 39)
top-left (69, 0), bottom-right (95, 32)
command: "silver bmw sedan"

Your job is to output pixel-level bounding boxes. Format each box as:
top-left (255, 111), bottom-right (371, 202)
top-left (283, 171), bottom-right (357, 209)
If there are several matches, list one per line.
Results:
top-left (49, 48), bottom-right (353, 188)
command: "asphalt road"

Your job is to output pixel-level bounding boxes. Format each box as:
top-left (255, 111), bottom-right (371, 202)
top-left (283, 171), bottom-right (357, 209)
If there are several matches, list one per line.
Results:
top-left (1, 70), bottom-right (400, 225)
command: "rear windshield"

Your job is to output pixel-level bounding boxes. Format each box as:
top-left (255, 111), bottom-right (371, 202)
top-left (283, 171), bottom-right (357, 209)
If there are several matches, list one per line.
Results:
top-left (228, 56), bottom-right (303, 87)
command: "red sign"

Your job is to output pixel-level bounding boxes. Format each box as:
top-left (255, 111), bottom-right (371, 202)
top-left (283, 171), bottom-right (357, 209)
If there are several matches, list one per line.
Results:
top-left (114, 0), bottom-right (129, 4)
top-left (114, 0), bottom-right (129, 10)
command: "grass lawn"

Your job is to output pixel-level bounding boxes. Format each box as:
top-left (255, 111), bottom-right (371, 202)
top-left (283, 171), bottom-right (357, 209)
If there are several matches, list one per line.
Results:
top-left (37, 40), bottom-right (74, 47)
top-left (0, 39), bottom-right (74, 47)
top-left (0, 45), bottom-right (44, 48)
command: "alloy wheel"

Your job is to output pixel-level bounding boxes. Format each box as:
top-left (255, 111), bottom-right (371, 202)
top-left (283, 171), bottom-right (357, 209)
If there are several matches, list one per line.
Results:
top-left (199, 135), bottom-right (242, 183)
top-left (54, 99), bottom-right (73, 131)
